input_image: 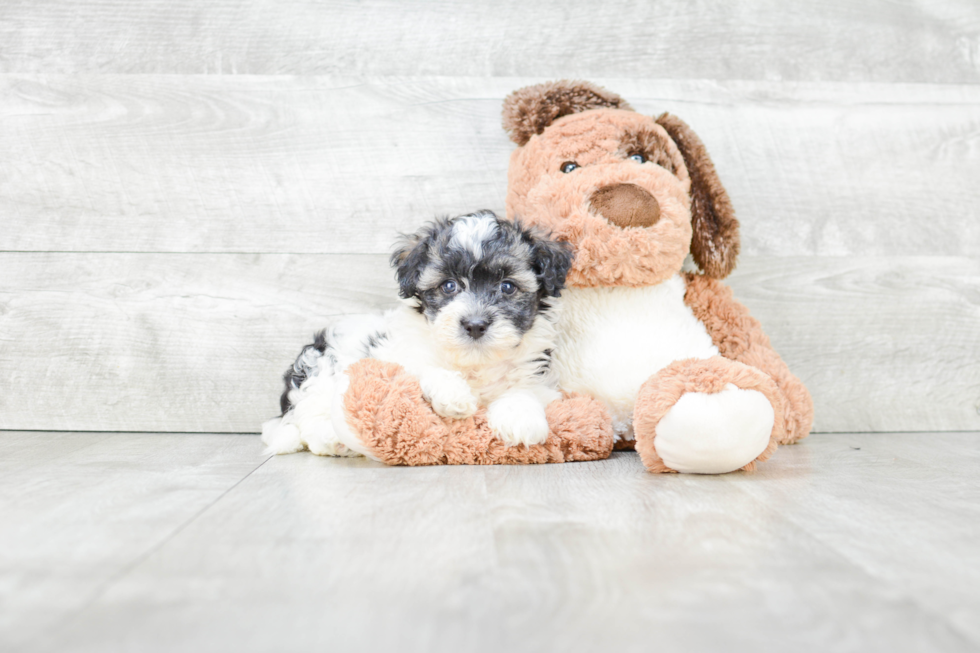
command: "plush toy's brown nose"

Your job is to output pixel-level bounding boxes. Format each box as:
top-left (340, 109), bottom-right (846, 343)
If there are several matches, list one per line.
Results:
top-left (589, 183), bottom-right (661, 228)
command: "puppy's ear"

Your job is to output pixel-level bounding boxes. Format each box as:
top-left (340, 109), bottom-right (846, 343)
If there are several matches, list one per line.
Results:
top-left (656, 112), bottom-right (740, 279)
top-left (502, 80), bottom-right (633, 146)
top-left (390, 231), bottom-right (430, 300)
top-left (525, 228), bottom-right (574, 298)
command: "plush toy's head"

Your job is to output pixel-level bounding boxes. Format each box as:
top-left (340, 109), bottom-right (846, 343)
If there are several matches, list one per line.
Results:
top-left (503, 80), bottom-right (740, 287)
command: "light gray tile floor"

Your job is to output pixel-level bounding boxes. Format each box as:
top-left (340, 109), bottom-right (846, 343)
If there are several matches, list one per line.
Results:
top-left (2, 431), bottom-right (978, 652)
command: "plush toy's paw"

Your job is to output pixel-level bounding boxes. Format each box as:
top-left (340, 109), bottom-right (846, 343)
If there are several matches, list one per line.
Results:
top-left (634, 357), bottom-right (785, 474)
top-left (487, 392), bottom-right (550, 447)
top-left (419, 369), bottom-right (479, 419)
top-left (654, 384), bottom-right (773, 474)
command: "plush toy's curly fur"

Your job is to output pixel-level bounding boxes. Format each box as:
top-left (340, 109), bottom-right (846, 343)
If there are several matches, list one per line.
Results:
top-left (683, 273), bottom-right (814, 445)
top-left (343, 359), bottom-right (614, 465)
top-left (339, 80), bottom-right (813, 473)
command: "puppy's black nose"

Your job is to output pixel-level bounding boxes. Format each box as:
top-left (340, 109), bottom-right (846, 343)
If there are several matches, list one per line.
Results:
top-left (461, 318), bottom-right (489, 340)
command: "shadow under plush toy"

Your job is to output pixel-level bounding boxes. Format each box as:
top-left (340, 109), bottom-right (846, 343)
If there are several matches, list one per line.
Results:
top-left (339, 80), bottom-right (813, 473)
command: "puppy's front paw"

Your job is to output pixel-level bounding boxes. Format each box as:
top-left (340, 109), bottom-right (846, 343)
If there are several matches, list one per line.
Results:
top-left (419, 369), bottom-right (479, 419)
top-left (487, 393), bottom-right (550, 447)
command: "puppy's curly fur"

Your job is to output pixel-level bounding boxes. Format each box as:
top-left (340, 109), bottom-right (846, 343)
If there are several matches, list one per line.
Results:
top-left (262, 210), bottom-right (575, 457)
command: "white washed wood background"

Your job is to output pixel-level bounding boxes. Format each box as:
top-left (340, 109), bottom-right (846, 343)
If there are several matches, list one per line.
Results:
top-left (0, 2), bottom-right (978, 433)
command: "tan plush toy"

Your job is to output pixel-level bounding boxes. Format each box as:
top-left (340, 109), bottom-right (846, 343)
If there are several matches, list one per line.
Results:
top-left (339, 80), bottom-right (813, 473)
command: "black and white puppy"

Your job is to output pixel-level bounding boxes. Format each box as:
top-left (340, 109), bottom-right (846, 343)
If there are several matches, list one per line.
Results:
top-left (261, 210), bottom-right (574, 457)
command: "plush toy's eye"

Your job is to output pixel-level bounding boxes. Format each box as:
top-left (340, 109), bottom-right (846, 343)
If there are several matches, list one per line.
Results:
top-left (440, 280), bottom-right (459, 294)
top-left (500, 280), bottom-right (517, 295)
top-left (560, 161), bottom-right (579, 174)
top-left (629, 153), bottom-right (647, 163)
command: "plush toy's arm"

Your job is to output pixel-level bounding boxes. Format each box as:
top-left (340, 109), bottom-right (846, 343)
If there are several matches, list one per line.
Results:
top-left (683, 273), bottom-right (814, 444)
top-left (339, 358), bottom-right (614, 465)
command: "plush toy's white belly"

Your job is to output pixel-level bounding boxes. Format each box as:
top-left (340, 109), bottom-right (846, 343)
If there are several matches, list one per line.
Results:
top-left (552, 275), bottom-right (718, 440)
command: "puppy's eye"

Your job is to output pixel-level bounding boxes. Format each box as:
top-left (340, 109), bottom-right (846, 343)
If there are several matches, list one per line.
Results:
top-left (629, 153), bottom-right (646, 163)
top-left (500, 281), bottom-right (517, 295)
top-left (560, 161), bottom-right (579, 174)
top-left (440, 280), bottom-right (458, 294)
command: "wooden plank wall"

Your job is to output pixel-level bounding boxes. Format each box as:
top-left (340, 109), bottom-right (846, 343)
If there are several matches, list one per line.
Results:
top-left (1, 2), bottom-right (978, 434)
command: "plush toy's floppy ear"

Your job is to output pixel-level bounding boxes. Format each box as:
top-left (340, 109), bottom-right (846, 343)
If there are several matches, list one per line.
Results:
top-left (502, 80), bottom-right (633, 146)
top-left (656, 113), bottom-right (740, 279)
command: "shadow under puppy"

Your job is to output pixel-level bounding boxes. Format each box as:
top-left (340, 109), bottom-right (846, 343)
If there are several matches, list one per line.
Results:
top-left (262, 210), bottom-right (574, 457)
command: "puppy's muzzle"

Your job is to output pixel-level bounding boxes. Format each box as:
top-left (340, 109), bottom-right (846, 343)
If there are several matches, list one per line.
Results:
top-left (589, 183), bottom-right (660, 228)
top-left (461, 318), bottom-right (489, 340)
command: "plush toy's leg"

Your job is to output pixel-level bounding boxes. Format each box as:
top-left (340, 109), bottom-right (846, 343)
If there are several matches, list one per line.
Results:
top-left (335, 358), bottom-right (614, 466)
top-left (632, 357), bottom-right (786, 474)
top-left (684, 274), bottom-right (814, 445)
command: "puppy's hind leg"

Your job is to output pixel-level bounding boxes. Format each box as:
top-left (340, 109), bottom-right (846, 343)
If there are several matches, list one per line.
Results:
top-left (263, 329), bottom-right (329, 455)
top-left (261, 416), bottom-right (306, 455)
top-left (263, 372), bottom-right (362, 457)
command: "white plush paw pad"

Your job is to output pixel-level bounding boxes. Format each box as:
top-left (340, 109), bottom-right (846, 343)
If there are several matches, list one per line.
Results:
top-left (487, 393), bottom-right (550, 447)
top-left (654, 384), bottom-right (774, 474)
top-left (420, 370), bottom-right (479, 419)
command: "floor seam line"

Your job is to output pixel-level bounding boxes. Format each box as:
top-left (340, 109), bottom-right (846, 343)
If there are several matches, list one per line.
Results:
top-left (721, 472), bottom-right (980, 648)
top-left (40, 454), bottom-right (274, 645)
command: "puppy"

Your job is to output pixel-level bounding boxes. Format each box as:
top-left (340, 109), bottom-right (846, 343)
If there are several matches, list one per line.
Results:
top-left (261, 210), bottom-right (574, 457)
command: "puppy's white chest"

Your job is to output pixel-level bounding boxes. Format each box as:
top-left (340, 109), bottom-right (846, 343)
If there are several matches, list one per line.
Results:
top-left (551, 276), bottom-right (718, 435)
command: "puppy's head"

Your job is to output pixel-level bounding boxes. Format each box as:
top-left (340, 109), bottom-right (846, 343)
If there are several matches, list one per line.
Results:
top-left (391, 210), bottom-right (572, 363)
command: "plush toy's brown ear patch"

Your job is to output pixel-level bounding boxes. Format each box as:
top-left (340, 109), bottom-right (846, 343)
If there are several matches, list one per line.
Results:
top-left (502, 80), bottom-right (632, 146)
top-left (656, 113), bottom-right (740, 279)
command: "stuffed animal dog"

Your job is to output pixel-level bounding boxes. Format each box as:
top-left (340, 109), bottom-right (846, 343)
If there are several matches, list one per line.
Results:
top-left (334, 81), bottom-right (813, 474)
top-left (499, 80), bottom-right (814, 473)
